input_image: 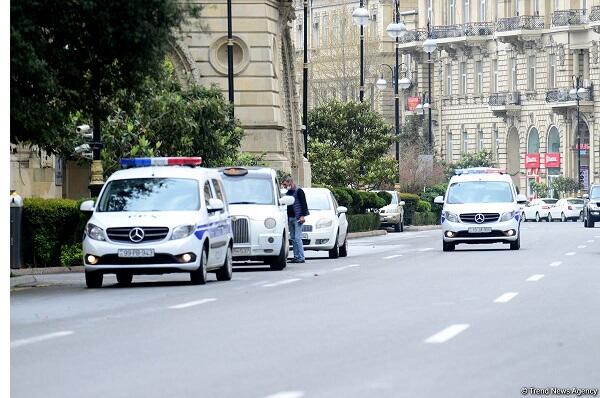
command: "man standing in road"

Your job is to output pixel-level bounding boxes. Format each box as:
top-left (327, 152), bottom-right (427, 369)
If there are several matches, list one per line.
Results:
top-left (282, 176), bottom-right (309, 263)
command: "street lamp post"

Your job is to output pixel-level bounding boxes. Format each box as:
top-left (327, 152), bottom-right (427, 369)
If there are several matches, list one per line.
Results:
top-left (570, 76), bottom-right (588, 191)
top-left (422, 21), bottom-right (437, 150)
top-left (352, 2), bottom-right (369, 102)
top-left (227, 0), bottom-right (234, 111)
top-left (303, 0), bottom-right (309, 159)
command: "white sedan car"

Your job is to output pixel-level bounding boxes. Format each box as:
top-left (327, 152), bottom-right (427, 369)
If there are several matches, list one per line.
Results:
top-left (549, 198), bottom-right (584, 222)
top-left (522, 198), bottom-right (559, 222)
top-left (300, 188), bottom-right (349, 259)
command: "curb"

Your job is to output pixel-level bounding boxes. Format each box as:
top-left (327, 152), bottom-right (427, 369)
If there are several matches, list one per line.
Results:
top-left (347, 230), bottom-right (387, 239)
top-left (404, 225), bottom-right (441, 231)
top-left (11, 266), bottom-right (84, 277)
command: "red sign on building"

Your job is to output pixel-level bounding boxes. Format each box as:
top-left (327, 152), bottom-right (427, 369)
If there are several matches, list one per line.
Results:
top-left (525, 153), bottom-right (540, 169)
top-left (545, 152), bottom-right (561, 168)
top-left (407, 96), bottom-right (421, 111)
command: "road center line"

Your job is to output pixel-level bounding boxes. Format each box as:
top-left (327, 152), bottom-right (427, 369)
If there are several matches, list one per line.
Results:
top-left (526, 274), bottom-right (545, 282)
top-left (332, 264), bottom-right (360, 271)
top-left (418, 248), bottom-right (435, 252)
top-left (577, 245), bottom-right (587, 249)
top-left (550, 261), bottom-right (562, 267)
top-left (263, 278), bottom-right (301, 288)
top-left (587, 240), bottom-right (594, 243)
top-left (424, 324), bottom-right (470, 344)
top-left (494, 292), bottom-right (519, 303)
top-left (383, 254), bottom-right (403, 260)
top-left (169, 298), bottom-right (217, 309)
top-left (565, 252), bottom-right (576, 256)
top-left (11, 331), bottom-right (74, 349)
top-left (263, 391), bottom-right (305, 398)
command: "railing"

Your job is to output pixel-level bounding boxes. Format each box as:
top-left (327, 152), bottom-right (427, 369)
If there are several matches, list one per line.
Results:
top-left (496, 16), bottom-right (545, 32)
top-left (463, 22), bottom-right (494, 36)
top-left (591, 6), bottom-right (600, 22)
top-left (489, 92), bottom-right (521, 106)
top-left (552, 9), bottom-right (588, 26)
top-left (398, 30), bottom-right (428, 44)
top-left (430, 25), bottom-right (464, 39)
top-left (545, 85), bottom-right (593, 103)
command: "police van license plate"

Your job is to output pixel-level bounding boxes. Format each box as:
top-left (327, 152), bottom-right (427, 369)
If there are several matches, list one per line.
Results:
top-left (468, 227), bottom-right (492, 233)
top-left (118, 249), bottom-right (155, 258)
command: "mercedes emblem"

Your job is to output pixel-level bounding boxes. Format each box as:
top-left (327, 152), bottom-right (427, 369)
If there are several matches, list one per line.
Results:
top-left (129, 227), bottom-right (145, 243)
top-left (474, 214), bottom-right (485, 224)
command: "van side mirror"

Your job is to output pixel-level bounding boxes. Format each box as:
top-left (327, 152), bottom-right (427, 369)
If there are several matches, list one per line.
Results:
top-left (280, 195), bottom-right (295, 206)
top-left (399, 201), bottom-right (405, 206)
top-left (434, 196), bottom-right (444, 204)
top-left (583, 194), bottom-right (590, 200)
top-left (516, 194), bottom-right (528, 204)
top-left (80, 200), bottom-right (95, 213)
top-left (207, 198), bottom-right (224, 212)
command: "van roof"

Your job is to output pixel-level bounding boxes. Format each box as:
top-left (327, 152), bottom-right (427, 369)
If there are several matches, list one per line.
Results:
top-left (107, 166), bottom-right (218, 182)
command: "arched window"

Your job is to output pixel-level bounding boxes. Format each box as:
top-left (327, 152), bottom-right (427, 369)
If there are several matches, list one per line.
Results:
top-left (527, 127), bottom-right (540, 153)
top-left (547, 126), bottom-right (560, 153)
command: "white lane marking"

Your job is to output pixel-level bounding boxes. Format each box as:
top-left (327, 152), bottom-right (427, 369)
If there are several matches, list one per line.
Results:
top-left (527, 274), bottom-right (545, 282)
top-left (577, 245), bottom-right (587, 249)
top-left (263, 391), bottom-right (305, 398)
top-left (494, 292), bottom-right (519, 303)
top-left (418, 248), bottom-right (435, 252)
top-left (424, 324), bottom-right (470, 344)
top-left (263, 278), bottom-right (301, 288)
top-left (169, 298), bottom-right (217, 309)
top-left (565, 252), bottom-right (576, 256)
top-left (332, 264), bottom-right (360, 271)
top-left (550, 261), bottom-right (562, 267)
top-left (11, 331), bottom-right (74, 348)
top-left (587, 240), bottom-right (594, 243)
top-left (383, 254), bottom-right (403, 260)
top-left (251, 280), bottom-right (270, 286)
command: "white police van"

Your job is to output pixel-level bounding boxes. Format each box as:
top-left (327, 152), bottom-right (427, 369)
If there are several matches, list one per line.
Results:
top-left (434, 167), bottom-right (528, 251)
top-left (80, 157), bottom-right (234, 288)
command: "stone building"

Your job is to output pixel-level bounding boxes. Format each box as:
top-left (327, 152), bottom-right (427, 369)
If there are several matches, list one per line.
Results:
top-left (293, 0), bottom-right (600, 197)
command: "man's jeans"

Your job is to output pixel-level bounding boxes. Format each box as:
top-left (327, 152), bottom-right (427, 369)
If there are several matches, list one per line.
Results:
top-left (288, 217), bottom-right (305, 261)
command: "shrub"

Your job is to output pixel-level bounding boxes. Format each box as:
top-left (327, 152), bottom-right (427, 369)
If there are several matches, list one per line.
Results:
top-left (60, 243), bottom-right (83, 268)
top-left (420, 183), bottom-right (447, 215)
top-left (413, 211), bottom-right (440, 225)
top-left (416, 200), bottom-right (432, 213)
top-left (359, 191), bottom-right (386, 212)
top-left (376, 191), bottom-right (392, 206)
top-left (347, 213), bottom-right (380, 233)
top-left (399, 192), bottom-right (420, 225)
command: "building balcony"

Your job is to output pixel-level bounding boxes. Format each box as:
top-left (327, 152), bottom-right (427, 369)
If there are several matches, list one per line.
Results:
top-left (552, 9), bottom-right (588, 29)
top-left (545, 86), bottom-right (594, 114)
top-left (396, 29), bottom-right (428, 50)
top-left (496, 16), bottom-right (545, 33)
top-left (488, 92), bottom-right (521, 116)
top-left (590, 6), bottom-right (600, 31)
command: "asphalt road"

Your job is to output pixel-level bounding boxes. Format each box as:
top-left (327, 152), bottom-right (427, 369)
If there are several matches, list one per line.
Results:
top-left (10, 222), bottom-right (600, 398)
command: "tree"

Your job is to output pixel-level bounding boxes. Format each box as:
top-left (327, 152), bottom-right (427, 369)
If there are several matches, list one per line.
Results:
top-left (530, 181), bottom-right (549, 198)
top-left (11, 0), bottom-right (199, 152)
top-left (446, 150), bottom-right (496, 177)
top-left (308, 99), bottom-right (398, 190)
top-left (551, 176), bottom-right (581, 198)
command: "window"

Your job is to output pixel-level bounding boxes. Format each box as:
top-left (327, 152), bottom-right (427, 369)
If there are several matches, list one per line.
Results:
top-left (462, 129), bottom-right (469, 153)
top-left (475, 61), bottom-right (483, 94)
top-left (480, 0), bottom-right (486, 21)
top-left (448, 0), bottom-right (456, 25)
top-left (548, 54), bottom-right (556, 88)
top-left (510, 57), bottom-right (518, 91)
top-left (331, 14), bottom-right (338, 43)
top-left (493, 123), bottom-right (499, 159)
top-left (492, 59), bottom-right (498, 92)
top-left (204, 181), bottom-right (213, 207)
top-left (297, 23), bottom-right (303, 48)
top-left (447, 130), bottom-right (453, 161)
top-left (478, 125), bottom-right (485, 150)
top-left (533, 0), bottom-right (540, 15)
top-left (527, 127), bottom-right (540, 153)
top-left (447, 181), bottom-right (515, 204)
top-left (460, 62), bottom-right (467, 95)
top-left (211, 179), bottom-right (227, 212)
top-left (528, 55), bottom-right (536, 90)
top-left (427, 0), bottom-right (433, 23)
top-left (312, 16), bottom-right (319, 48)
top-left (446, 63), bottom-right (453, 95)
top-left (583, 0), bottom-right (587, 13)
top-left (221, 176), bottom-right (276, 205)
top-left (464, 0), bottom-right (470, 23)
top-left (547, 126), bottom-right (560, 153)
top-left (515, 0), bottom-right (521, 16)
top-left (322, 14), bottom-right (329, 46)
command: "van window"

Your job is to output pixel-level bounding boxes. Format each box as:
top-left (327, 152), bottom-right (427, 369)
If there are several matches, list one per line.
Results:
top-left (204, 181), bottom-right (214, 207)
top-left (447, 181), bottom-right (514, 204)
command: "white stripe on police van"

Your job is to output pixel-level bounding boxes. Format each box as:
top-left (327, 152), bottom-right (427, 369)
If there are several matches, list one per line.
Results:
top-left (494, 292), bottom-right (518, 303)
top-left (526, 274), bottom-right (544, 282)
top-left (169, 298), bottom-right (216, 309)
top-left (424, 324), bottom-right (470, 344)
top-left (11, 331), bottom-right (74, 349)
top-left (263, 279), bottom-right (301, 288)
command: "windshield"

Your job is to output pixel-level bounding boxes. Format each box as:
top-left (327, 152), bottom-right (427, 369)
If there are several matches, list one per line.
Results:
top-left (221, 176), bottom-right (275, 205)
top-left (388, 192), bottom-right (398, 205)
top-left (306, 192), bottom-right (331, 210)
top-left (97, 178), bottom-right (200, 212)
top-left (591, 186), bottom-right (600, 199)
top-left (567, 199), bottom-right (584, 205)
top-left (446, 181), bottom-right (514, 204)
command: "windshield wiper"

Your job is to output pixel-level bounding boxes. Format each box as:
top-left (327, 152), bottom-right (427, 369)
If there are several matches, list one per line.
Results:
top-left (229, 201), bottom-right (258, 205)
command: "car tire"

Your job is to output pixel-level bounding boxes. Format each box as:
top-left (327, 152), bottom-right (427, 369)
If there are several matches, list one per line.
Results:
top-left (442, 241), bottom-right (455, 252)
top-left (394, 220), bottom-right (401, 232)
top-left (579, 211), bottom-right (584, 222)
top-left (190, 247), bottom-right (208, 285)
top-left (400, 219), bottom-right (404, 232)
top-left (535, 212), bottom-right (541, 222)
top-left (547, 213), bottom-right (553, 222)
top-left (216, 245), bottom-right (233, 281)
top-left (85, 271), bottom-right (103, 289)
top-left (522, 212), bottom-right (527, 222)
top-left (561, 212), bottom-right (567, 222)
top-left (584, 214), bottom-right (593, 228)
top-left (338, 237), bottom-right (348, 257)
top-left (116, 272), bottom-right (133, 286)
top-left (510, 234), bottom-right (521, 250)
top-left (269, 235), bottom-right (287, 271)
top-left (328, 232), bottom-right (340, 259)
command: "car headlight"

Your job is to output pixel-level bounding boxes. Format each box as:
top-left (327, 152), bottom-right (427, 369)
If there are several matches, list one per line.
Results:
top-left (86, 223), bottom-right (106, 241)
top-left (443, 211), bottom-right (459, 223)
top-left (379, 209), bottom-right (385, 214)
top-left (316, 218), bottom-right (333, 229)
top-left (499, 211), bottom-right (515, 222)
top-left (264, 218), bottom-right (277, 229)
top-left (171, 225), bottom-right (196, 240)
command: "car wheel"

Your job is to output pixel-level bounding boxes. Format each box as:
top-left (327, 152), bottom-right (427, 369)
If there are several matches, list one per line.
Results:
top-left (442, 241), bottom-right (455, 252)
top-left (190, 247), bottom-right (208, 285)
top-left (535, 212), bottom-right (541, 222)
top-left (522, 212), bottom-right (527, 222)
top-left (116, 272), bottom-right (133, 286)
top-left (394, 220), bottom-right (401, 232)
top-left (584, 214), bottom-right (593, 228)
top-left (216, 245), bottom-right (233, 281)
top-left (269, 236), bottom-right (287, 271)
top-left (338, 236), bottom-right (348, 257)
top-left (328, 231), bottom-right (340, 259)
top-left (561, 212), bottom-right (567, 222)
top-left (579, 211), bottom-right (584, 222)
top-left (510, 232), bottom-right (521, 250)
top-left (85, 271), bottom-right (103, 289)
top-left (547, 213), bottom-right (553, 222)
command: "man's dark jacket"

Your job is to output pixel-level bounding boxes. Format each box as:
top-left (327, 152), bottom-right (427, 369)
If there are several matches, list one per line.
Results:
top-left (286, 187), bottom-right (309, 219)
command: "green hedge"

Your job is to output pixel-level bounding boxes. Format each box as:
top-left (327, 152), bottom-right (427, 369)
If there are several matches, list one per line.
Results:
top-left (412, 211), bottom-right (440, 226)
top-left (347, 213), bottom-right (380, 233)
top-left (22, 198), bottom-right (91, 267)
top-left (399, 193), bottom-right (420, 225)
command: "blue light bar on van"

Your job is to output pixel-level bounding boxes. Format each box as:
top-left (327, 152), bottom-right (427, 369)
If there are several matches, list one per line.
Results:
top-left (454, 167), bottom-right (506, 175)
top-left (120, 157), bottom-right (202, 169)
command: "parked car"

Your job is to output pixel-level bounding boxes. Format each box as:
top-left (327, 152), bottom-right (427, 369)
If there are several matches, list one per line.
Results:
top-left (218, 167), bottom-right (294, 270)
top-left (375, 191), bottom-right (405, 232)
top-left (80, 157), bottom-right (233, 288)
top-left (522, 198), bottom-right (559, 222)
top-left (548, 198), bottom-right (584, 222)
top-left (583, 184), bottom-right (600, 228)
top-left (299, 187), bottom-right (349, 259)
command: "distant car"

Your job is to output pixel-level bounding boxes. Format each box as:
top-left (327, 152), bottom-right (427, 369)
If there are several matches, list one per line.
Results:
top-left (583, 184), bottom-right (600, 228)
top-left (375, 191), bottom-right (406, 232)
top-left (548, 198), bottom-right (584, 222)
top-left (299, 187), bottom-right (349, 259)
top-left (522, 198), bottom-right (559, 222)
